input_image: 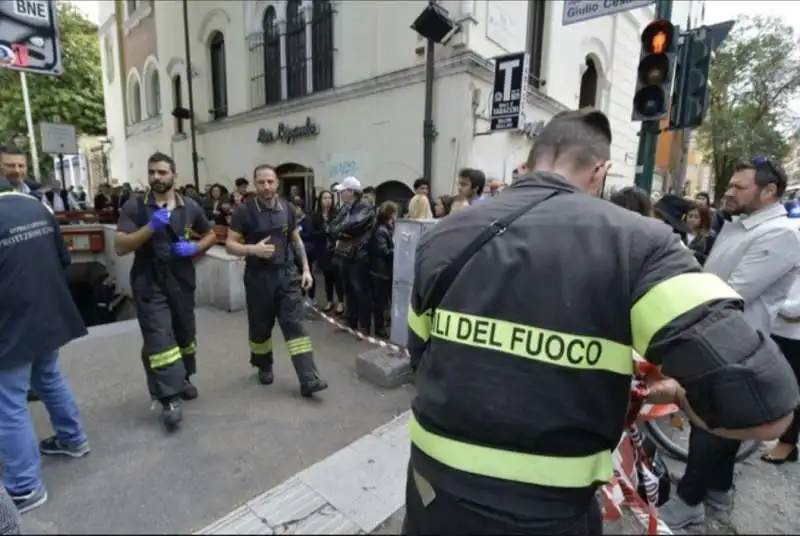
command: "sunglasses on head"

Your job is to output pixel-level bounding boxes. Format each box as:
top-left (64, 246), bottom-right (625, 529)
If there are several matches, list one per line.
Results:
top-left (751, 155), bottom-right (782, 184)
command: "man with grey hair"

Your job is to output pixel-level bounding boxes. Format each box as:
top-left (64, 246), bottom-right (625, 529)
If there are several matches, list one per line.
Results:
top-left (402, 109), bottom-right (798, 535)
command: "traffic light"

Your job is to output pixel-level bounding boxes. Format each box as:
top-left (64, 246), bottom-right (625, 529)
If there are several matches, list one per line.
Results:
top-left (670, 29), bottom-right (712, 130)
top-left (632, 20), bottom-right (677, 122)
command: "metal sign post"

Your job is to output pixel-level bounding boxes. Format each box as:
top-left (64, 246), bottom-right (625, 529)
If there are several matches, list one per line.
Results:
top-left (489, 51), bottom-right (530, 132)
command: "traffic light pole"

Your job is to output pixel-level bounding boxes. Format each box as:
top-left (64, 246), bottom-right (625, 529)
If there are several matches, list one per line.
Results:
top-left (634, 0), bottom-right (673, 194)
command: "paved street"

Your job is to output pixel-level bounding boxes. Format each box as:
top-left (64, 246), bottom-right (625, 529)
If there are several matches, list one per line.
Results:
top-left (21, 308), bottom-right (413, 534)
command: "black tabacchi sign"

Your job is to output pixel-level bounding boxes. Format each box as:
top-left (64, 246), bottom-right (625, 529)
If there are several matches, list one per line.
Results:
top-left (489, 51), bottom-right (529, 132)
top-left (257, 117), bottom-right (320, 145)
top-left (0, 0), bottom-right (63, 76)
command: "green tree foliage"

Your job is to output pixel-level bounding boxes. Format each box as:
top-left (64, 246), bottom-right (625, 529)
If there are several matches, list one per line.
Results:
top-left (695, 16), bottom-right (800, 201)
top-left (0, 2), bottom-right (105, 178)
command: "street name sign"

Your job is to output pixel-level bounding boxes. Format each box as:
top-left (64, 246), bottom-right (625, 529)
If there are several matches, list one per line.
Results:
top-left (562, 0), bottom-right (655, 26)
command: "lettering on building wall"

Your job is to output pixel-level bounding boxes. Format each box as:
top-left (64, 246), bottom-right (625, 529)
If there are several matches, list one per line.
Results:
top-left (431, 310), bottom-right (603, 367)
top-left (257, 117), bottom-right (320, 145)
top-left (328, 160), bottom-right (358, 180)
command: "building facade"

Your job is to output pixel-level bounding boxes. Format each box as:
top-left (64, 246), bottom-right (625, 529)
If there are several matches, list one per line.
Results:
top-left (98, 0), bottom-right (703, 201)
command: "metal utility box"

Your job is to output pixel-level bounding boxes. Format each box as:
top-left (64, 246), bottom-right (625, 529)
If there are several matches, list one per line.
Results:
top-left (390, 218), bottom-right (438, 346)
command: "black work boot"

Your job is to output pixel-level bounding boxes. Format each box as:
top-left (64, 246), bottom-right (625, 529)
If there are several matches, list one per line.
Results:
top-left (162, 399), bottom-right (182, 432)
top-left (257, 365), bottom-right (274, 385)
top-left (293, 354), bottom-right (327, 397)
top-left (299, 372), bottom-right (328, 397)
top-left (181, 375), bottom-right (199, 401)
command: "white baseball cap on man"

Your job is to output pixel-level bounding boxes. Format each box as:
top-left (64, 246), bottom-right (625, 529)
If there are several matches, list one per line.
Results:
top-left (333, 176), bottom-right (362, 192)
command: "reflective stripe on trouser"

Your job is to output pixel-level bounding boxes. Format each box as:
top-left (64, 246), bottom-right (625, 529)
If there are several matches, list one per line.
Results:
top-left (245, 268), bottom-right (319, 379)
top-left (408, 414), bottom-right (612, 488)
top-left (133, 276), bottom-right (195, 399)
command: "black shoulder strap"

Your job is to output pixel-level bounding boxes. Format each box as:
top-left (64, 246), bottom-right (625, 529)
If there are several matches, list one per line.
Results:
top-left (246, 199), bottom-right (260, 234)
top-left (429, 189), bottom-right (563, 307)
top-left (136, 195), bottom-right (148, 227)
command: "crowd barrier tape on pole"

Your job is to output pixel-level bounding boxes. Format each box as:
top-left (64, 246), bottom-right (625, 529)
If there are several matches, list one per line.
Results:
top-left (304, 300), bottom-right (673, 535)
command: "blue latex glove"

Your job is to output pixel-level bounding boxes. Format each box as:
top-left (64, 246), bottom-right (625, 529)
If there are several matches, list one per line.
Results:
top-left (148, 208), bottom-right (170, 230)
top-left (171, 239), bottom-right (198, 258)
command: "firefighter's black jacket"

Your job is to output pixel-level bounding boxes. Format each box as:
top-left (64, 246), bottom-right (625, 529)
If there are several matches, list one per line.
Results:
top-left (406, 171), bottom-right (799, 514)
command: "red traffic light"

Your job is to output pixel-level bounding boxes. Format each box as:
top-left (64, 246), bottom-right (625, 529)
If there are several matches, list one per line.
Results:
top-left (642, 20), bottom-right (675, 54)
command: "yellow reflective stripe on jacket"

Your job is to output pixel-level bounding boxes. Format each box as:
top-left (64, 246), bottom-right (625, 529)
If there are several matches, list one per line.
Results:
top-left (286, 336), bottom-right (312, 356)
top-left (408, 307), bottom-right (432, 342)
top-left (180, 342), bottom-right (196, 355)
top-left (250, 339), bottom-right (273, 355)
top-left (409, 414), bottom-right (612, 488)
top-left (630, 272), bottom-right (742, 355)
top-left (148, 346), bottom-right (182, 369)
top-left (431, 309), bottom-right (632, 376)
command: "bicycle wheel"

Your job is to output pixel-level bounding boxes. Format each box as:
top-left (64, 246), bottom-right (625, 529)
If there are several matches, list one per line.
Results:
top-left (641, 413), bottom-right (761, 463)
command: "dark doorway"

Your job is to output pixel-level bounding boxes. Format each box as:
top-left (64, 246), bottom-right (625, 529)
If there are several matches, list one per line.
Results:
top-left (375, 180), bottom-right (414, 207)
top-left (275, 163), bottom-right (314, 212)
top-left (579, 57), bottom-right (599, 109)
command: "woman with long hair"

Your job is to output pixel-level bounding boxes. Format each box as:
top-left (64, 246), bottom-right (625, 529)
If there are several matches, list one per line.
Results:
top-left (407, 194), bottom-right (433, 220)
top-left (311, 190), bottom-right (344, 314)
top-left (685, 203), bottom-right (714, 265)
top-left (203, 183), bottom-right (229, 223)
top-left (370, 201), bottom-right (398, 339)
top-left (433, 195), bottom-right (453, 218)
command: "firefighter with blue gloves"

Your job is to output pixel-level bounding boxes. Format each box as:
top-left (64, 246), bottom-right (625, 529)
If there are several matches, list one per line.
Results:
top-left (115, 152), bottom-right (216, 432)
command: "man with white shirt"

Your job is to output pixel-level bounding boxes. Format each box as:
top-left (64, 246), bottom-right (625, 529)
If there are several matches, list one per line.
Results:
top-left (762, 205), bottom-right (800, 464)
top-left (660, 156), bottom-right (800, 529)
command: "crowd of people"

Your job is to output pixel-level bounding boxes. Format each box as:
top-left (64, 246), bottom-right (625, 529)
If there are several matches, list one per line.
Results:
top-left (607, 160), bottom-right (800, 530)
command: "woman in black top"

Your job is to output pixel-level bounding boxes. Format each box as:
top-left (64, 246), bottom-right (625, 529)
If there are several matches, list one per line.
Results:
top-left (203, 183), bottom-right (229, 223)
top-left (311, 190), bottom-right (344, 314)
top-left (370, 201), bottom-right (398, 339)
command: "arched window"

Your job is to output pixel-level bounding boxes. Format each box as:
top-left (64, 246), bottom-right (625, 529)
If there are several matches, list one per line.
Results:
top-left (172, 75), bottom-right (184, 134)
top-left (209, 31), bottom-right (228, 119)
top-left (285, 0), bottom-right (307, 99)
top-left (147, 69), bottom-right (161, 117)
top-left (263, 6), bottom-right (281, 104)
top-left (578, 57), bottom-right (599, 108)
top-left (311, 0), bottom-right (334, 92)
top-left (129, 79), bottom-right (142, 124)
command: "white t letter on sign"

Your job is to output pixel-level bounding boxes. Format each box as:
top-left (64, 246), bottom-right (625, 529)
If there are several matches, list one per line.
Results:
top-left (498, 60), bottom-right (520, 101)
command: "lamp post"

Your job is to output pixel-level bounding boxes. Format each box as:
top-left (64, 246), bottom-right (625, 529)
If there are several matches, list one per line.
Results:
top-left (411, 2), bottom-right (459, 188)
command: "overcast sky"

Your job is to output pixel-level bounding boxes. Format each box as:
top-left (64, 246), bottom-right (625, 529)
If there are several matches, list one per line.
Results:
top-left (68, 0), bottom-right (101, 24)
top-left (703, 0), bottom-right (800, 113)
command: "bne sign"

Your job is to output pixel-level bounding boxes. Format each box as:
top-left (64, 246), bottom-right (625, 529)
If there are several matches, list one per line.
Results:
top-left (13, 0), bottom-right (50, 22)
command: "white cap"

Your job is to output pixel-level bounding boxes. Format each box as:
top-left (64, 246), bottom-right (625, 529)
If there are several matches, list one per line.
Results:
top-left (333, 176), bottom-right (362, 192)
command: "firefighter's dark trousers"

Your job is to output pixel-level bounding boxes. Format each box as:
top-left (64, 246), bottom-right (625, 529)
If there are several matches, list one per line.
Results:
top-left (244, 267), bottom-right (318, 380)
top-left (403, 464), bottom-right (603, 535)
top-left (133, 278), bottom-right (196, 401)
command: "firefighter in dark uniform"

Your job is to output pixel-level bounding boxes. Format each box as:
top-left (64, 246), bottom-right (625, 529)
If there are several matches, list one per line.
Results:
top-left (226, 165), bottom-right (328, 396)
top-left (404, 109), bottom-right (800, 535)
top-left (114, 152), bottom-right (217, 432)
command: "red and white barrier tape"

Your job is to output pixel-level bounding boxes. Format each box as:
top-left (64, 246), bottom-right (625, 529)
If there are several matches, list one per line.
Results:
top-left (303, 299), bottom-right (409, 355)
